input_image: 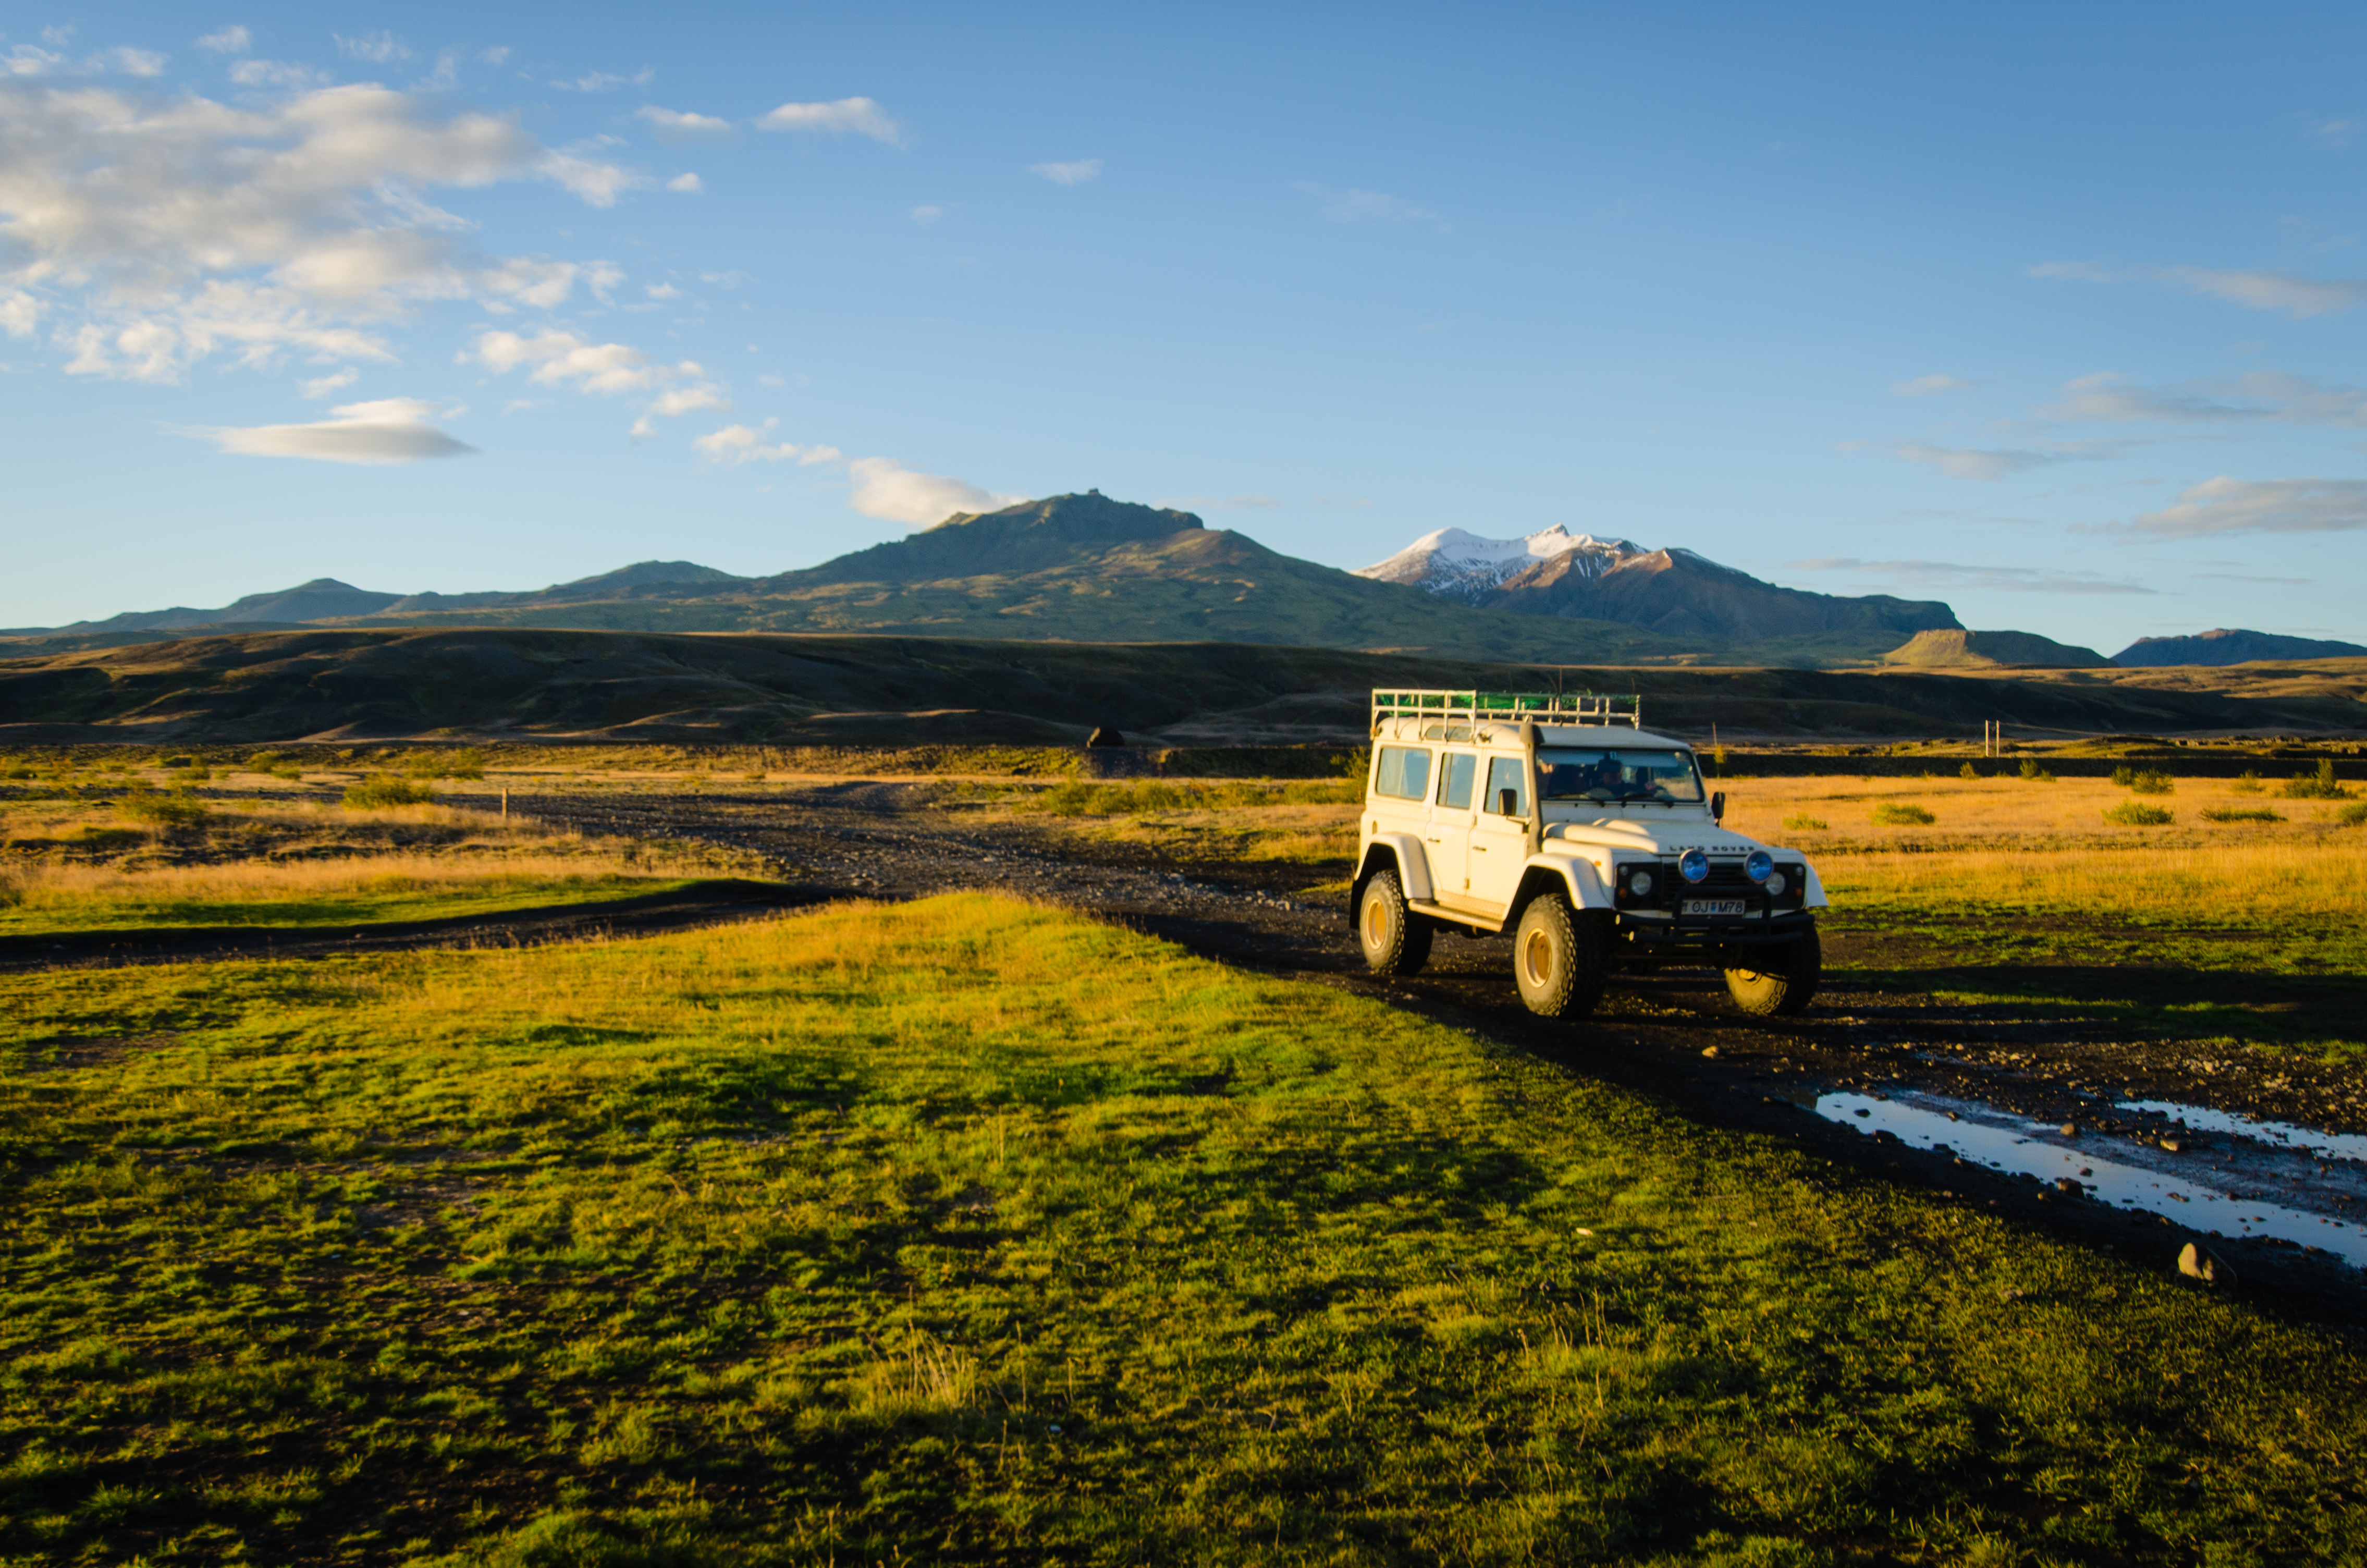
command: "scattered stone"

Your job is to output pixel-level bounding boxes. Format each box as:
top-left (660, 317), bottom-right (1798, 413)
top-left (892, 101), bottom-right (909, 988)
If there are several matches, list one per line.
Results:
top-left (2161, 1138), bottom-right (2184, 1154)
top-left (1700, 1046), bottom-right (1719, 1059)
top-left (2060, 1122), bottom-right (2078, 1137)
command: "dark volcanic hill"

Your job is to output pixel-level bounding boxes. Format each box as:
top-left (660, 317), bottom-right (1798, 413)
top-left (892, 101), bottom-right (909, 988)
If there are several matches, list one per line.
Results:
top-left (2113, 628), bottom-right (2367, 667)
top-left (1480, 547), bottom-right (1960, 656)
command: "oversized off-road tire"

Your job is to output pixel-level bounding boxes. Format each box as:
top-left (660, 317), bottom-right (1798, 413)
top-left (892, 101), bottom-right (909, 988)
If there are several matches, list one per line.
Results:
top-left (1725, 920), bottom-right (1822, 1016)
top-left (1356, 869), bottom-right (1432, 975)
top-left (1512, 896), bottom-right (1607, 1018)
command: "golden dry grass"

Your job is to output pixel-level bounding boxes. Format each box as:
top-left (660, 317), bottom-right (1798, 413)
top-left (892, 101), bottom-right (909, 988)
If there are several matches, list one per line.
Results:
top-left (1721, 773), bottom-right (2367, 921)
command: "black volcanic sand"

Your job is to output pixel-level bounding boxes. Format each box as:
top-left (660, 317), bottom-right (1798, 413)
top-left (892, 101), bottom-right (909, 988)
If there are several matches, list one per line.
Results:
top-left (11, 779), bottom-right (2365, 1322)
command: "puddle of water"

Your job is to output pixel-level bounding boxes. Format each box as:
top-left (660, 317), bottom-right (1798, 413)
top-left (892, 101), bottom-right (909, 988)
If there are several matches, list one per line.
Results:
top-left (1816, 1091), bottom-right (2367, 1270)
top-left (2116, 1099), bottom-right (2367, 1166)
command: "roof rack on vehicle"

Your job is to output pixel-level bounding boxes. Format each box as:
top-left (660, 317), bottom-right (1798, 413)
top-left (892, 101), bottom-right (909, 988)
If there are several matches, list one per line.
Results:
top-left (1370, 689), bottom-right (1643, 728)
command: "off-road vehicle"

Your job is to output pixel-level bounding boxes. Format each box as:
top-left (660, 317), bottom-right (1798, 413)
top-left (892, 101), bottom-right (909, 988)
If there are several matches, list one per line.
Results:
top-left (1350, 689), bottom-right (1826, 1018)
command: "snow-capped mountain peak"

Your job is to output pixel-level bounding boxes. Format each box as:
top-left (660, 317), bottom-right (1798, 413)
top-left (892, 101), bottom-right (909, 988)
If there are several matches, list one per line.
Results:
top-left (1356, 525), bottom-right (1643, 604)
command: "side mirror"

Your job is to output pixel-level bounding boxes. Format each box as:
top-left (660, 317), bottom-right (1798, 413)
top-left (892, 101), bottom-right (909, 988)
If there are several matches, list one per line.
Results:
top-left (1497, 787), bottom-right (1519, 817)
top-left (1711, 791), bottom-right (1726, 822)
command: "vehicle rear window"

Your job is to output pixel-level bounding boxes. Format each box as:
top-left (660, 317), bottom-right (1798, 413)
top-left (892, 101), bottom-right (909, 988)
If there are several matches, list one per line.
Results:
top-left (1438, 752), bottom-right (1477, 810)
top-left (1373, 746), bottom-right (1432, 801)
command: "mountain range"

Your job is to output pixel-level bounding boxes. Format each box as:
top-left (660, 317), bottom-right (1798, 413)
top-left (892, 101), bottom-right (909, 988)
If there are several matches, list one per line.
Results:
top-left (6, 495), bottom-right (2354, 670)
top-left (2112, 628), bottom-right (2367, 667)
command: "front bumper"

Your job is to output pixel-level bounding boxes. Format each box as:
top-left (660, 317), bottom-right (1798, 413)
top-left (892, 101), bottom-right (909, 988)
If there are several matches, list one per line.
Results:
top-left (1615, 909), bottom-right (1816, 954)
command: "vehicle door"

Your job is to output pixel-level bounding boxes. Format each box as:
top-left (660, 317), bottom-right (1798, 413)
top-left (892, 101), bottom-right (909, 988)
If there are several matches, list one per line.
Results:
top-left (1427, 750), bottom-right (1481, 906)
top-left (1468, 753), bottom-right (1531, 910)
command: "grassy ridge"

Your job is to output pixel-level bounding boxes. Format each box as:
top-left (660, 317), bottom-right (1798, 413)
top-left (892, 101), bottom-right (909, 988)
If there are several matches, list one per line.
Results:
top-left (2, 895), bottom-right (2361, 1564)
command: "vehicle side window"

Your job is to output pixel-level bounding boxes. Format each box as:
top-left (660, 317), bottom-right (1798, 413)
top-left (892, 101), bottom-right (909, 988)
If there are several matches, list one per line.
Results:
top-left (1484, 756), bottom-right (1529, 816)
top-left (1373, 745), bottom-right (1433, 801)
top-left (1437, 752), bottom-right (1477, 810)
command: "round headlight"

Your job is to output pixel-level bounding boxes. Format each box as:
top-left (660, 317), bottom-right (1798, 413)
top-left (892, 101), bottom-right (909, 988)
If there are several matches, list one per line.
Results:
top-left (1679, 848), bottom-right (1709, 884)
top-left (1628, 868), bottom-right (1653, 896)
top-left (1746, 850), bottom-right (1773, 883)
top-left (1765, 871), bottom-right (1787, 896)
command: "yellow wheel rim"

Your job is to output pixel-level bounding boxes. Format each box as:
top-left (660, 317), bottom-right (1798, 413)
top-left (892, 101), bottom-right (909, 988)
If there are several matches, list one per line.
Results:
top-left (1522, 928), bottom-right (1554, 988)
top-left (1363, 897), bottom-right (1387, 949)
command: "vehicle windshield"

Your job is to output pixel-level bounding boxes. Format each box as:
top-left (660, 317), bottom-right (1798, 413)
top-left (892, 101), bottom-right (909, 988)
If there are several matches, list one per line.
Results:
top-left (1536, 748), bottom-right (1704, 804)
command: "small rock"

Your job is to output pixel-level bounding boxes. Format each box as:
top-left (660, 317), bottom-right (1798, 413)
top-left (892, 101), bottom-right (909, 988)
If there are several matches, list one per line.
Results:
top-left (2178, 1242), bottom-right (2235, 1286)
top-left (1946, 1111), bottom-right (1959, 1121)
top-left (1700, 1046), bottom-right (1719, 1059)
top-left (2060, 1122), bottom-right (2078, 1137)
top-left (2161, 1137), bottom-right (2184, 1154)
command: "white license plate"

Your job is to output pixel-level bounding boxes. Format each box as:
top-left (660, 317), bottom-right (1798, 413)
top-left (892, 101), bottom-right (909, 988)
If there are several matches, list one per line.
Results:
top-left (1681, 899), bottom-right (1746, 917)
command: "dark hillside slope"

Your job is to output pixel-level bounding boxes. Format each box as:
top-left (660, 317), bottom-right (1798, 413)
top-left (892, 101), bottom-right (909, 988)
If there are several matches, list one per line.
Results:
top-left (3, 629), bottom-right (2362, 744)
top-left (2115, 628), bottom-right (2367, 667)
top-left (1485, 548), bottom-right (1959, 652)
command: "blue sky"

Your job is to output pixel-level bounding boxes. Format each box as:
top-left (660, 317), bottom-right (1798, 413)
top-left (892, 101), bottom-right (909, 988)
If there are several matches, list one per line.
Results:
top-left (5, 2), bottom-right (2365, 653)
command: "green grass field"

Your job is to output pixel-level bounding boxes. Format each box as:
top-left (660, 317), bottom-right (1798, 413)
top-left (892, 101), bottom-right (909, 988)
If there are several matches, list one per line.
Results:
top-left (3, 895), bottom-right (2361, 1565)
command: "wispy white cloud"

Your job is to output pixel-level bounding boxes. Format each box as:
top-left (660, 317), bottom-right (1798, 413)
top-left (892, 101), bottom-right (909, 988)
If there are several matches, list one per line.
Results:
top-left (645, 283), bottom-right (680, 300)
top-left (755, 96), bottom-right (901, 145)
top-left (227, 58), bottom-right (330, 90)
top-left (2304, 115), bottom-right (2362, 150)
top-left (693, 419), bottom-right (838, 467)
top-left (1790, 557), bottom-right (2154, 595)
top-left (1028, 158), bottom-right (1100, 186)
top-left (2040, 370), bottom-right (2367, 426)
top-left (334, 31), bottom-right (410, 64)
top-left (910, 204), bottom-right (942, 224)
top-left (2115, 476), bottom-right (2367, 538)
top-left (464, 330), bottom-right (703, 394)
top-left (1891, 373), bottom-right (1971, 397)
top-left (629, 382), bottom-right (732, 437)
top-left (191, 396), bottom-right (472, 463)
top-left (1157, 494), bottom-right (1278, 511)
top-left (666, 172), bottom-right (702, 194)
top-left (97, 47), bottom-right (167, 77)
top-left (635, 105), bottom-right (732, 142)
top-left (2032, 260), bottom-right (2367, 318)
top-left (299, 365), bottom-right (359, 398)
top-left (1879, 442), bottom-right (2105, 482)
top-left (195, 25), bottom-right (251, 54)
top-left (551, 67), bottom-right (653, 94)
top-left (1295, 182), bottom-right (1442, 226)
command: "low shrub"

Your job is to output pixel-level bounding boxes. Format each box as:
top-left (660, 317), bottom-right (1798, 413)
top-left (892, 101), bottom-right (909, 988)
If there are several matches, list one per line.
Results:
top-left (1958, 763), bottom-right (1978, 779)
top-left (1783, 814), bottom-right (1829, 831)
top-left (2340, 802), bottom-right (2367, 827)
top-left (117, 790), bottom-right (207, 826)
top-left (343, 776), bottom-right (438, 810)
top-left (2103, 801), bottom-right (2175, 827)
top-left (2017, 760), bottom-right (2055, 781)
top-left (2231, 770), bottom-right (2264, 794)
top-left (2201, 807), bottom-right (2283, 824)
top-left (2129, 769), bottom-right (2173, 795)
top-left (1872, 802), bottom-right (1935, 826)
top-left (2279, 760), bottom-right (2351, 800)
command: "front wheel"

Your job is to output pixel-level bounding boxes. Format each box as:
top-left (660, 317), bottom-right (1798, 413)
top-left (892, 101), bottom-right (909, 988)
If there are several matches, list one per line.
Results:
top-left (1357, 869), bottom-right (1432, 975)
top-left (1724, 920), bottom-right (1822, 1016)
top-left (1512, 897), bottom-right (1607, 1018)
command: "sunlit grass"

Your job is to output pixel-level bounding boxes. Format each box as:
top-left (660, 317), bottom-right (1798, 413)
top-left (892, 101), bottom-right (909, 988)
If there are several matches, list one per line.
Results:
top-left (1, 893), bottom-right (2361, 1563)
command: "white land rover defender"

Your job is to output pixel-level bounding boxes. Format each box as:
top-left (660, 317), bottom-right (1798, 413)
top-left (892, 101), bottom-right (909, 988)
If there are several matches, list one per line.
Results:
top-left (1351, 689), bottom-right (1827, 1019)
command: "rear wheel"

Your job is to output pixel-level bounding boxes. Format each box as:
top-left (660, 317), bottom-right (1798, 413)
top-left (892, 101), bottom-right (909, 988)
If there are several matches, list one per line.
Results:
top-left (1357, 869), bottom-right (1432, 975)
top-left (1724, 920), bottom-right (1822, 1016)
top-left (1512, 896), bottom-right (1608, 1018)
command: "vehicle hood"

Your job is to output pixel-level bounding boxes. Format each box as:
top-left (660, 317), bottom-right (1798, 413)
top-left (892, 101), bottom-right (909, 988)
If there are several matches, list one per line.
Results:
top-left (1544, 818), bottom-right (1795, 858)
